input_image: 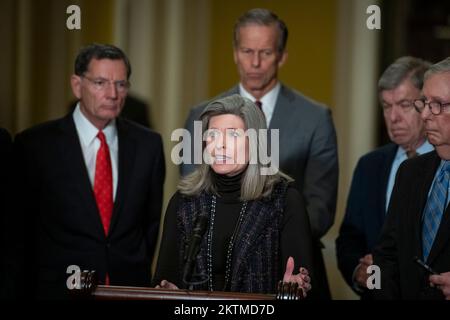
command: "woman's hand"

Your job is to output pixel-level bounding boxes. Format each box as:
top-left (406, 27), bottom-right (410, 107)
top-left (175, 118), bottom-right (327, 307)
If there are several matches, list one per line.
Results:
top-left (155, 280), bottom-right (179, 290)
top-left (283, 256), bottom-right (311, 298)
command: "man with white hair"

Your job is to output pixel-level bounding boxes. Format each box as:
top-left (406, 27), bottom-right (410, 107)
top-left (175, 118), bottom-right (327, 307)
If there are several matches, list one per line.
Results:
top-left (336, 56), bottom-right (432, 299)
top-left (373, 57), bottom-right (450, 299)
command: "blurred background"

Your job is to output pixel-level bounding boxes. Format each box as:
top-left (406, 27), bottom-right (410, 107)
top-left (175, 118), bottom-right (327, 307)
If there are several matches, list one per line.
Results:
top-left (1, 0), bottom-right (449, 299)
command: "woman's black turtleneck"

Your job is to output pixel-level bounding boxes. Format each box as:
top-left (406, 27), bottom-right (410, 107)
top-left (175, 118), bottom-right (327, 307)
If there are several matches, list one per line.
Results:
top-left (209, 171), bottom-right (245, 290)
top-left (211, 171), bottom-right (242, 199)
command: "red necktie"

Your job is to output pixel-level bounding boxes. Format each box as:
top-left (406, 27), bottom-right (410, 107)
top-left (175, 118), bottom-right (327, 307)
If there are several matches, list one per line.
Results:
top-left (94, 131), bottom-right (113, 236)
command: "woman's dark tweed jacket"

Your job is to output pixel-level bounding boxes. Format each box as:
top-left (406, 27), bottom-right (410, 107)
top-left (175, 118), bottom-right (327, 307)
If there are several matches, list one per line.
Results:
top-left (177, 179), bottom-right (289, 293)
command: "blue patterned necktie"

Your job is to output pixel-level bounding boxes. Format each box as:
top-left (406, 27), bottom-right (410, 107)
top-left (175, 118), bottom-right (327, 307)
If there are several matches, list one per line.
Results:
top-left (422, 161), bottom-right (450, 261)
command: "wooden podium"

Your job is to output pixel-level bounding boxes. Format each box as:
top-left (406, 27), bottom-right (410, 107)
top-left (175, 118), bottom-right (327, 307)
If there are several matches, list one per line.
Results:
top-left (75, 271), bottom-right (303, 300)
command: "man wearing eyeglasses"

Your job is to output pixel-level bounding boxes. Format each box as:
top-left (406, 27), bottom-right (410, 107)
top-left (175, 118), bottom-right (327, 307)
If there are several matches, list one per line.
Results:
top-left (373, 57), bottom-right (450, 299)
top-left (337, 56), bottom-right (433, 299)
top-left (7, 44), bottom-right (165, 299)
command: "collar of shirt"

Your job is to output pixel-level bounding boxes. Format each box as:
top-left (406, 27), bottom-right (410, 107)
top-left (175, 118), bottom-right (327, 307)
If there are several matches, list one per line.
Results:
top-left (72, 103), bottom-right (117, 148)
top-left (386, 140), bottom-right (434, 212)
top-left (72, 102), bottom-right (119, 199)
top-left (239, 82), bottom-right (281, 126)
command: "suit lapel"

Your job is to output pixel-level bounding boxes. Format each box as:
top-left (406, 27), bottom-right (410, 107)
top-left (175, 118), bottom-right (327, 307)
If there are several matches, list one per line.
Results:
top-left (380, 144), bottom-right (398, 220)
top-left (267, 86), bottom-right (295, 166)
top-left (108, 118), bottom-right (136, 235)
top-left (58, 114), bottom-right (105, 235)
top-left (268, 85), bottom-right (294, 131)
top-left (428, 205), bottom-right (450, 264)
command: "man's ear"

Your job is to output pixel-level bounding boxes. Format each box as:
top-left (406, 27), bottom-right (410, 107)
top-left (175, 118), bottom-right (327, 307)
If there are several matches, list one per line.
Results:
top-left (233, 48), bottom-right (239, 65)
top-left (70, 74), bottom-right (82, 99)
top-left (278, 51), bottom-right (288, 68)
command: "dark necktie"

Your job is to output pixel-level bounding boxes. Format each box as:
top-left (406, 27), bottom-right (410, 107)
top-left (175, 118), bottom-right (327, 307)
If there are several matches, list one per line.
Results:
top-left (407, 150), bottom-right (418, 159)
top-left (255, 100), bottom-right (265, 118)
top-left (422, 161), bottom-right (450, 260)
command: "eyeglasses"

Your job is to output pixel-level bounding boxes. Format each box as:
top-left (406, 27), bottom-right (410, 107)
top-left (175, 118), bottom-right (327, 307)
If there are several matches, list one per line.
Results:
top-left (413, 99), bottom-right (450, 115)
top-left (81, 75), bottom-right (130, 93)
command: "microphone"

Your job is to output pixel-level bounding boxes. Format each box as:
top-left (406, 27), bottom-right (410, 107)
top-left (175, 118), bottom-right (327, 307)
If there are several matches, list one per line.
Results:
top-left (183, 214), bottom-right (209, 286)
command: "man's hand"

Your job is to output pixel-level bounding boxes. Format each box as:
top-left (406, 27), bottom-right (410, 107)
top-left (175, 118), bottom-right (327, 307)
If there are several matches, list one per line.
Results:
top-left (283, 256), bottom-right (311, 298)
top-left (155, 279), bottom-right (179, 290)
top-left (429, 272), bottom-right (450, 299)
top-left (354, 254), bottom-right (373, 288)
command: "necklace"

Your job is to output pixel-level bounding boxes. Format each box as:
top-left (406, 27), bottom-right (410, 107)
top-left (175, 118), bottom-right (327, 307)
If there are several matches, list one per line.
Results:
top-left (206, 194), bottom-right (247, 291)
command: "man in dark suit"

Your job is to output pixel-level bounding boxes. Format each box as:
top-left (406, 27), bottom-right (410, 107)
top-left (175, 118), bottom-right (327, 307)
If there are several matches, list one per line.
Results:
top-left (181, 8), bottom-right (338, 299)
top-left (0, 128), bottom-right (12, 298)
top-left (373, 57), bottom-right (450, 299)
top-left (336, 57), bottom-right (432, 298)
top-left (7, 44), bottom-right (165, 299)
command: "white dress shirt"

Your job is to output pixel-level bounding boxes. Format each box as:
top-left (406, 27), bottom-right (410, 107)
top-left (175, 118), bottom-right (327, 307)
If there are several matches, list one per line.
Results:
top-left (73, 103), bottom-right (119, 200)
top-left (239, 82), bottom-right (281, 127)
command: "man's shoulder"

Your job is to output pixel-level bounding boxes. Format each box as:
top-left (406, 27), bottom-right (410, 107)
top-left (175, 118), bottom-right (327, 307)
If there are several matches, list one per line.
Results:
top-left (0, 127), bottom-right (12, 144)
top-left (187, 84), bottom-right (331, 121)
top-left (391, 151), bottom-right (438, 188)
top-left (188, 87), bottom-right (239, 119)
top-left (388, 151), bottom-right (438, 199)
top-left (280, 85), bottom-right (330, 115)
top-left (15, 116), bottom-right (67, 144)
top-left (359, 143), bottom-right (398, 163)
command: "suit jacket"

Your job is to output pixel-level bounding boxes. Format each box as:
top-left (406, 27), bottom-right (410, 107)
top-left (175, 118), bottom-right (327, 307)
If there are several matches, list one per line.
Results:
top-left (336, 143), bottom-right (397, 296)
top-left (8, 114), bottom-right (165, 298)
top-left (373, 151), bottom-right (450, 299)
top-left (0, 128), bottom-right (12, 298)
top-left (181, 84), bottom-right (338, 239)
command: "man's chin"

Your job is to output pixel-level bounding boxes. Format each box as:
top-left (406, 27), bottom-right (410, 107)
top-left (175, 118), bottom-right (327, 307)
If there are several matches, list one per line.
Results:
top-left (392, 139), bottom-right (408, 147)
top-left (243, 80), bottom-right (266, 90)
top-left (391, 133), bottom-right (408, 145)
top-left (99, 109), bottom-right (120, 119)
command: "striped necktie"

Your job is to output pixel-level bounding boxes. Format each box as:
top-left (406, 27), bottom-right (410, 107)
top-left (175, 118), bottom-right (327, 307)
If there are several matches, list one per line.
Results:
top-left (422, 161), bottom-right (450, 260)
